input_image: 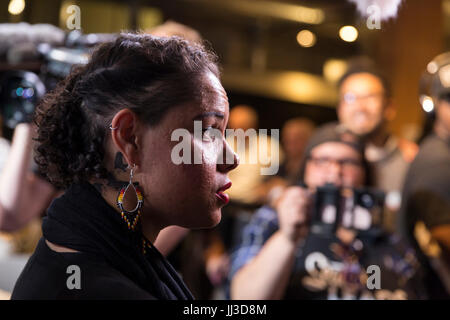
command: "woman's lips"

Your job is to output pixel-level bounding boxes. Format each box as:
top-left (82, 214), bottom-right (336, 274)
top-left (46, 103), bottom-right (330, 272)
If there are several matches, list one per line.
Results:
top-left (216, 182), bottom-right (232, 205)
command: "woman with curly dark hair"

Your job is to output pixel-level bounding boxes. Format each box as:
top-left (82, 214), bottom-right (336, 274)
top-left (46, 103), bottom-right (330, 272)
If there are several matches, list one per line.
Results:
top-left (11, 33), bottom-right (238, 300)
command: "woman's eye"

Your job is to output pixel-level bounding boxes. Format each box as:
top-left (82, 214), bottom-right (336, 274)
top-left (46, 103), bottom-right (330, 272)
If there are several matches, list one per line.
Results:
top-left (202, 126), bottom-right (213, 134)
top-left (202, 127), bottom-right (213, 141)
top-left (202, 126), bottom-right (221, 142)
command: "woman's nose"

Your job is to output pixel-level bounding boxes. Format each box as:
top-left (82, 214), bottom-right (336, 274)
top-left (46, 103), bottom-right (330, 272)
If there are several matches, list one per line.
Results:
top-left (217, 139), bottom-right (239, 173)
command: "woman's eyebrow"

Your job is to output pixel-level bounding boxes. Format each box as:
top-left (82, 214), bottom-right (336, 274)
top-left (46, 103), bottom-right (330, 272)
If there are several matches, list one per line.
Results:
top-left (194, 112), bottom-right (225, 120)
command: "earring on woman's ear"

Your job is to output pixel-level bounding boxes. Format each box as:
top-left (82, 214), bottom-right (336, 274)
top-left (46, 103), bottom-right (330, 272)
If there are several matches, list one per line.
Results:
top-left (116, 163), bottom-right (144, 231)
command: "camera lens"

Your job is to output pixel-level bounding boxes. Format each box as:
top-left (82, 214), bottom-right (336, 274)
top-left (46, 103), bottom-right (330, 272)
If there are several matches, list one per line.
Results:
top-left (0, 71), bottom-right (45, 129)
top-left (360, 193), bottom-right (374, 208)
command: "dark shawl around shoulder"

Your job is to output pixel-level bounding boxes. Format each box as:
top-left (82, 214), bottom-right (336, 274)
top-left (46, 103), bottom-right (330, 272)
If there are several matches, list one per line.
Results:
top-left (42, 181), bottom-right (193, 300)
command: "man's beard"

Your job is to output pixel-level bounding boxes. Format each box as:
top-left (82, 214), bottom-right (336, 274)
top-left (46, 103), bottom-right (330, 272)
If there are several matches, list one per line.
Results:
top-left (342, 118), bottom-right (386, 143)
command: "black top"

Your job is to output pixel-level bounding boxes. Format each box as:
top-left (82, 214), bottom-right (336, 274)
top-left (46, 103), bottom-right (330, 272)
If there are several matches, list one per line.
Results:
top-left (11, 182), bottom-right (194, 300)
top-left (400, 134), bottom-right (450, 299)
top-left (11, 238), bottom-right (156, 299)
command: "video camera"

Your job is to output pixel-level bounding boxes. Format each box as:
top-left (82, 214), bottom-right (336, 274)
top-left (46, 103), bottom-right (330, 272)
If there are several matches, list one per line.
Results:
top-left (0, 28), bottom-right (116, 131)
top-left (309, 183), bottom-right (385, 237)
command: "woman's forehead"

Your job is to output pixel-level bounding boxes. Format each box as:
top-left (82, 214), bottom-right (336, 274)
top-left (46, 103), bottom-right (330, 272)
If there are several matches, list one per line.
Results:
top-left (159, 73), bottom-right (229, 124)
top-left (200, 72), bottom-right (229, 111)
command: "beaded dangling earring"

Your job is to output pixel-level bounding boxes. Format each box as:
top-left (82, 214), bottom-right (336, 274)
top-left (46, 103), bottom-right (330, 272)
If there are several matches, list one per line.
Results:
top-left (116, 164), bottom-right (143, 231)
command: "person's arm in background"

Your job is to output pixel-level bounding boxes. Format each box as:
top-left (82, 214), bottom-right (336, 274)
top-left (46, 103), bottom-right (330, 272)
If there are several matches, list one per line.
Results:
top-left (0, 123), bottom-right (58, 232)
top-left (407, 189), bottom-right (450, 295)
top-left (431, 225), bottom-right (450, 253)
top-left (230, 186), bottom-right (309, 300)
top-left (398, 138), bottom-right (419, 163)
top-left (409, 190), bottom-right (450, 253)
top-left (204, 230), bottom-right (230, 287)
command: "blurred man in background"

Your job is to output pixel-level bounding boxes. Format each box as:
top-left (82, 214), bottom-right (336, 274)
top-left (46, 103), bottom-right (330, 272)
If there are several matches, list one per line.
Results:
top-left (277, 118), bottom-right (315, 184)
top-left (260, 117), bottom-right (316, 210)
top-left (147, 20), bottom-right (202, 43)
top-left (229, 124), bottom-right (423, 300)
top-left (336, 59), bottom-right (418, 232)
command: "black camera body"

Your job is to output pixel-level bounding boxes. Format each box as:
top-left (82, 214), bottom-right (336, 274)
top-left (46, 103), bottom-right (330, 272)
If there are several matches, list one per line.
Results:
top-left (309, 183), bottom-right (385, 237)
top-left (0, 70), bottom-right (46, 129)
top-left (0, 30), bottom-right (115, 132)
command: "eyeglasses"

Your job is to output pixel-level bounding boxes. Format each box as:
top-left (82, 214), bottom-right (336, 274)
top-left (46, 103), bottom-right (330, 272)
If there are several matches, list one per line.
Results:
top-left (340, 92), bottom-right (384, 105)
top-left (307, 156), bottom-right (362, 170)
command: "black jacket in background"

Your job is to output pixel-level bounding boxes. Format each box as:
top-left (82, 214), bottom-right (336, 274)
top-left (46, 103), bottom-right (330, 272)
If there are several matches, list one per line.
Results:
top-left (400, 134), bottom-right (450, 299)
top-left (11, 182), bottom-right (194, 300)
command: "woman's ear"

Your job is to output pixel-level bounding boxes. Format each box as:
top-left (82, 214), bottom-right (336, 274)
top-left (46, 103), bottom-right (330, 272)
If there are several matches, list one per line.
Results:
top-left (110, 109), bottom-right (140, 167)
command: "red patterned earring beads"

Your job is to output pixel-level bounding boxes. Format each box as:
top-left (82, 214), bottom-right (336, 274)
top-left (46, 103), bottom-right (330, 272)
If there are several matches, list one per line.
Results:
top-left (116, 163), bottom-right (143, 231)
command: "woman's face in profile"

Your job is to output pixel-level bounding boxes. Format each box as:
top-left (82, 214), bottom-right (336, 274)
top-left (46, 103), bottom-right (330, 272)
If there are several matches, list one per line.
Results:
top-left (138, 72), bottom-right (238, 229)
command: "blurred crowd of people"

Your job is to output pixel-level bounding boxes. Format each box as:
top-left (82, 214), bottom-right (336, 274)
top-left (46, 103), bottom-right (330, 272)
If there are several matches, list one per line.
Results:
top-left (154, 55), bottom-right (450, 300)
top-left (0, 21), bottom-right (449, 300)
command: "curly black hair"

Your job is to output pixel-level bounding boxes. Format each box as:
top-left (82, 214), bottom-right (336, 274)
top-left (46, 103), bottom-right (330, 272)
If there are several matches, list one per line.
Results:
top-left (34, 32), bottom-right (219, 189)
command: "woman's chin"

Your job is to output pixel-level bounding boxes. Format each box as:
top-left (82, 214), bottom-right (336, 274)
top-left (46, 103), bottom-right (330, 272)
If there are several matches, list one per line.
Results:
top-left (201, 209), bottom-right (222, 228)
top-left (181, 209), bottom-right (222, 229)
top-left (209, 209), bottom-right (222, 227)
